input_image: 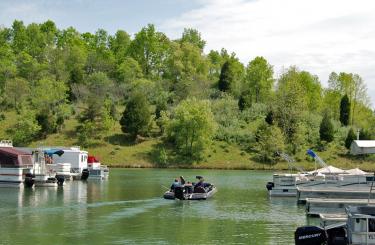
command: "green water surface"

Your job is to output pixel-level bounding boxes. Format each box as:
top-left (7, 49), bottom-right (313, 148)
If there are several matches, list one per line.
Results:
top-left (0, 169), bottom-right (310, 244)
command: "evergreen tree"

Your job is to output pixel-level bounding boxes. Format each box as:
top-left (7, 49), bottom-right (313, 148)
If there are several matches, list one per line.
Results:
top-left (218, 61), bottom-right (233, 92)
top-left (339, 94), bottom-right (350, 126)
top-left (265, 111), bottom-right (274, 125)
top-left (120, 93), bottom-right (151, 139)
top-left (345, 128), bottom-right (356, 149)
top-left (319, 113), bottom-right (334, 142)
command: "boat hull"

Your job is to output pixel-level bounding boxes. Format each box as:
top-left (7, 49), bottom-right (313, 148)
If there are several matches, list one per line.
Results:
top-left (163, 186), bottom-right (217, 200)
top-left (0, 168), bottom-right (31, 187)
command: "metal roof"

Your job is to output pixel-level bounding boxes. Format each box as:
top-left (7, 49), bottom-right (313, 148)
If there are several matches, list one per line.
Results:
top-left (0, 147), bottom-right (31, 156)
top-left (352, 140), bottom-right (375, 148)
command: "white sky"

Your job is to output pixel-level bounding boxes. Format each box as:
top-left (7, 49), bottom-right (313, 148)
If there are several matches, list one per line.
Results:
top-left (162, 0), bottom-right (375, 106)
top-left (1, 0), bottom-right (375, 106)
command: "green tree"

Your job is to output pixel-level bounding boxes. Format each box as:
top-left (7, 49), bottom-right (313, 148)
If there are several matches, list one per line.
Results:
top-left (109, 30), bottom-right (131, 63)
top-left (340, 94), bottom-right (350, 126)
top-left (180, 28), bottom-right (206, 51)
top-left (120, 92), bottom-right (151, 139)
top-left (244, 56), bottom-right (274, 103)
top-left (254, 124), bottom-right (285, 164)
top-left (166, 98), bottom-right (216, 159)
top-left (7, 109), bottom-right (41, 146)
top-left (319, 113), bottom-right (334, 142)
top-left (345, 128), bottom-right (356, 149)
top-left (116, 57), bottom-right (143, 83)
top-left (218, 61), bottom-right (233, 92)
top-left (4, 77), bottom-right (30, 110)
top-left (128, 24), bottom-right (170, 78)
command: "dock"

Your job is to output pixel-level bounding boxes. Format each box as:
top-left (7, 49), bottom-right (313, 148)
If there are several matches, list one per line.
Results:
top-left (297, 185), bottom-right (372, 204)
top-left (306, 198), bottom-right (374, 216)
top-left (319, 213), bottom-right (347, 227)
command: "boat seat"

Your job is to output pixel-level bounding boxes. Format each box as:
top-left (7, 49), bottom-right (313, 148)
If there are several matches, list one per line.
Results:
top-left (194, 186), bottom-right (206, 193)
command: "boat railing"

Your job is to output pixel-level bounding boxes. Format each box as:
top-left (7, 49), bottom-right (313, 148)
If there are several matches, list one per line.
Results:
top-left (0, 140), bottom-right (13, 147)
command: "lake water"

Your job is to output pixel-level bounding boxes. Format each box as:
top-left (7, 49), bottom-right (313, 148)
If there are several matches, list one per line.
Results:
top-left (0, 169), bottom-right (314, 244)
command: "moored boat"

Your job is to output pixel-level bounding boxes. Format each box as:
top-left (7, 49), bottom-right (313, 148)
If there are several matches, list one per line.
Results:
top-left (87, 155), bottom-right (109, 180)
top-left (295, 205), bottom-right (375, 245)
top-left (0, 140), bottom-right (33, 187)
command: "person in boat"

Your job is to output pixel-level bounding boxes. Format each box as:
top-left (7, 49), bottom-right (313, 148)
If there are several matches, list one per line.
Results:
top-left (170, 178), bottom-right (182, 191)
top-left (184, 181), bottom-right (193, 194)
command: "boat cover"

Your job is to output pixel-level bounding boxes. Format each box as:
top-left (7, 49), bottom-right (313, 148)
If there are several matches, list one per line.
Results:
top-left (308, 165), bottom-right (346, 175)
top-left (44, 149), bottom-right (64, 157)
top-left (0, 147), bottom-right (32, 167)
top-left (345, 168), bottom-right (368, 175)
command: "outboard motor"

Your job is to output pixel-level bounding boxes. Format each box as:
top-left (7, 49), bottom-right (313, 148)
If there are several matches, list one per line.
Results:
top-left (81, 169), bottom-right (89, 180)
top-left (56, 175), bottom-right (65, 186)
top-left (295, 226), bottom-right (327, 245)
top-left (174, 186), bottom-right (185, 200)
top-left (24, 173), bottom-right (35, 188)
top-left (266, 182), bottom-right (274, 191)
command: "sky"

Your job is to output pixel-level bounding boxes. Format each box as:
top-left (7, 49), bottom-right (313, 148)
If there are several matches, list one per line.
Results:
top-left (1, 0), bottom-right (375, 105)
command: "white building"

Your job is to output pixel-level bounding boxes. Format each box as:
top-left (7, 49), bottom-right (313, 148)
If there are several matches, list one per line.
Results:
top-left (350, 140), bottom-right (375, 155)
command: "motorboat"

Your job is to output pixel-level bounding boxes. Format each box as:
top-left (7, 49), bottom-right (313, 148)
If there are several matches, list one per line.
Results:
top-left (267, 151), bottom-right (371, 197)
top-left (31, 149), bottom-right (65, 187)
top-left (0, 140), bottom-right (33, 187)
top-left (87, 155), bottom-right (109, 180)
top-left (295, 205), bottom-right (375, 245)
top-left (163, 176), bottom-right (217, 200)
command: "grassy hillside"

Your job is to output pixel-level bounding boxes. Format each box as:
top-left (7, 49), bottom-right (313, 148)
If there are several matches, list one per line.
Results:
top-left (1, 111), bottom-right (374, 171)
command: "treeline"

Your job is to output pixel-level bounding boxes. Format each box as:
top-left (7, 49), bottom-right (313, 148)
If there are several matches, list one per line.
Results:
top-left (0, 20), bottom-right (374, 165)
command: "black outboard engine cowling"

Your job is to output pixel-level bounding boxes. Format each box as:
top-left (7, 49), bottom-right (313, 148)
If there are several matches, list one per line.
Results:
top-left (56, 175), bottom-right (65, 186)
top-left (266, 182), bottom-right (274, 191)
top-left (174, 186), bottom-right (184, 200)
top-left (295, 226), bottom-right (327, 245)
top-left (81, 169), bottom-right (89, 180)
top-left (24, 173), bottom-right (35, 188)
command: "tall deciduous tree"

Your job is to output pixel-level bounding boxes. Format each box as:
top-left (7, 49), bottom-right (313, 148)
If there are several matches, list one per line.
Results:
top-left (180, 28), bottom-right (206, 51)
top-left (128, 24), bottom-right (170, 78)
top-left (4, 77), bottom-right (30, 110)
top-left (254, 124), bottom-right (285, 164)
top-left (339, 94), bottom-right (350, 126)
top-left (244, 56), bottom-right (274, 104)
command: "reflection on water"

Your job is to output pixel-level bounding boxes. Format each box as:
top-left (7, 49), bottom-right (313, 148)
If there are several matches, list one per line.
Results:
top-left (0, 169), bottom-right (309, 244)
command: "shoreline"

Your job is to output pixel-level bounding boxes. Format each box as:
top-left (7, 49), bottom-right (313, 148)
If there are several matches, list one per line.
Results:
top-left (105, 162), bottom-right (374, 172)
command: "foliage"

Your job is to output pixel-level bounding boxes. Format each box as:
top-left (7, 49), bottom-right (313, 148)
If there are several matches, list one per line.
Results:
top-left (166, 98), bottom-right (216, 160)
top-left (339, 94), bottom-right (350, 126)
top-left (254, 124), bottom-right (285, 164)
top-left (4, 77), bottom-right (30, 110)
top-left (0, 19), bottom-right (375, 168)
top-left (319, 113), bottom-right (334, 142)
top-left (345, 128), bottom-right (356, 149)
top-left (244, 56), bottom-right (274, 104)
top-left (7, 109), bottom-right (41, 146)
top-left (120, 92), bottom-right (151, 139)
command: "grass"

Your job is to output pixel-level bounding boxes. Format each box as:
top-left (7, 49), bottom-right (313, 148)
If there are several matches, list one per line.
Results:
top-left (1, 111), bottom-right (375, 171)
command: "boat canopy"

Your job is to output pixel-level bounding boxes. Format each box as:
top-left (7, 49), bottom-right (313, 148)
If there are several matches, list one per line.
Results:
top-left (0, 147), bottom-right (33, 167)
top-left (308, 165), bottom-right (346, 175)
top-left (44, 149), bottom-right (64, 157)
top-left (88, 155), bottom-right (100, 163)
top-left (345, 168), bottom-right (368, 175)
